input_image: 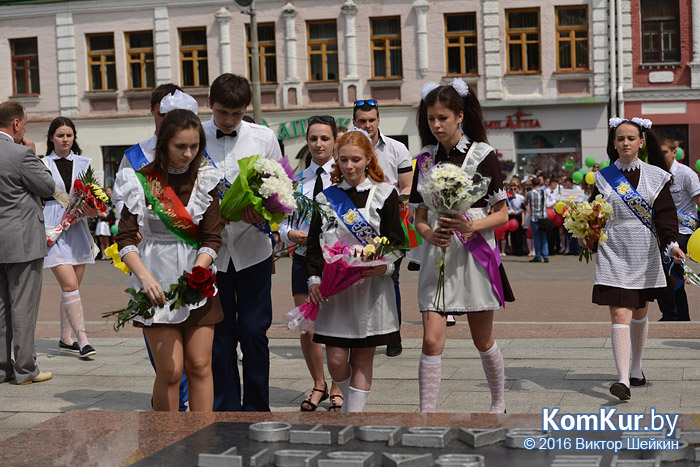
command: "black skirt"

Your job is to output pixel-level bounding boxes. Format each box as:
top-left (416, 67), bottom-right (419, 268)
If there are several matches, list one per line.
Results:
top-left (313, 330), bottom-right (401, 349)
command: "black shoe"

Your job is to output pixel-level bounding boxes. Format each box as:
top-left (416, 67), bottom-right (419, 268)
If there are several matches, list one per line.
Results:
top-left (529, 258), bottom-right (541, 263)
top-left (630, 372), bottom-right (646, 386)
top-left (79, 345), bottom-right (96, 359)
top-left (59, 340), bottom-right (80, 353)
top-left (407, 262), bottom-right (420, 271)
top-left (446, 316), bottom-right (456, 327)
top-left (386, 343), bottom-right (402, 357)
top-left (543, 258), bottom-right (549, 263)
top-left (610, 382), bottom-right (631, 400)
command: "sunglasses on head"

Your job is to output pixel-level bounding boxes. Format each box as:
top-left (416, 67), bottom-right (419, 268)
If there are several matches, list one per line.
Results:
top-left (308, 115), bottom-right (335, 124)
top-left (354, 99), bottom-right (378, 108)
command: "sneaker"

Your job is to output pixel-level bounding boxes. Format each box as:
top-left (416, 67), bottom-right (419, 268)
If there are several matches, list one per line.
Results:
top-left (79, 345), bottom-right (96, 359)
top-left (59, 340), bottom-right (80, 353)
top-left (18, 371), bottom-right (52, 385)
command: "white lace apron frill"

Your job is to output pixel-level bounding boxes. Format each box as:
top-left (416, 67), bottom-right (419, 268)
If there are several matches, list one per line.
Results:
top-left (115, 165), bottom-right (223, 325)
top-left (43, 152), bottom-right (95, 268)
top-left (311, 180), bottom-right (400, 340)
top-left (592, 160), bottom-right (671, 290)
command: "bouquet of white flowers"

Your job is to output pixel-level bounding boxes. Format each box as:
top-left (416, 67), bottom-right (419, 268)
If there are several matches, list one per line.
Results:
top-left (219, 155), bottom-right (297, 224)
top-left (417, 159), bottom-right (491, 312)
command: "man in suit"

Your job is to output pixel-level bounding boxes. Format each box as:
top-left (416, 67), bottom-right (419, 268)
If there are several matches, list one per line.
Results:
top-left (0, 101), bottom-right (56, 385)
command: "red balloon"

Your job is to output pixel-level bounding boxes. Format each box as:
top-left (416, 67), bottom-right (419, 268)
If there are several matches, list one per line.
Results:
top-left (553, 214), bottom-right (564, 227)
top-left (507, 219), bottom-right (519, 232)
top-left (494, 225), bottom-right (506, 240)
top-left (547, 208), bottom-right (555, 221)
top-left (526, 226), bottom-right (533, 238)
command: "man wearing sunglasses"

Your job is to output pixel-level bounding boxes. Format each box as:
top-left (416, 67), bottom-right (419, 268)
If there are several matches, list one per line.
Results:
top-left (353, 99), bottom-right (412, 357)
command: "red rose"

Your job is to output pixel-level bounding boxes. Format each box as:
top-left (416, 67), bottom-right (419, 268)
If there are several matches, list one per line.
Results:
top-left (187, 266), bottom-right (212, 291)
top-left (203, 284), bottom-right (216, 298)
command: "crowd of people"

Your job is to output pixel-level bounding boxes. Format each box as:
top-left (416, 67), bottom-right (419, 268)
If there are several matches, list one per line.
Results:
top-left (0, 71), bottom-right (694, 411)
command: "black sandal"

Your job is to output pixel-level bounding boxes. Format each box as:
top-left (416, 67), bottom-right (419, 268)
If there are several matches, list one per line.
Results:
top-left (300, 383), bottom-right (328, 412)
top-left (328, 394), bottom-right (343, 412)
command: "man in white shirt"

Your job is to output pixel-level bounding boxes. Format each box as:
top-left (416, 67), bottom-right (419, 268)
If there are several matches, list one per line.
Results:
top-left (658, 138), bottom-right (700, 321)
top-left (353, 100), bottom-right (411, 357)
top-left (206, 74), bottom-right (283, 411)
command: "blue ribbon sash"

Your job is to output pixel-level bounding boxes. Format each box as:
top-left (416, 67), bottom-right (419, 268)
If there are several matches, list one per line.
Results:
top-left (323, 186), bottom-right (379, 245)
top-left (202, 151), bottom-right (232, 201)
top-left (124, 143), bottom-right (150, 170)
top-left (677, 209), bottom-right (699, 231)
top-left (600, 164), bottom-right (656, 235)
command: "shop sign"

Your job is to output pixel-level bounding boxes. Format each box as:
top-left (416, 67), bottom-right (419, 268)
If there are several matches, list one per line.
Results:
top-left (267, 116), bottom-right (353, 140)
top-left (486, 110), bottom-right (541, 130)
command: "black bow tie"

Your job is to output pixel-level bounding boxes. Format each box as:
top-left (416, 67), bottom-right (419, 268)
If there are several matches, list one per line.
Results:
top-left (216, 129), bottom-right (237, 139)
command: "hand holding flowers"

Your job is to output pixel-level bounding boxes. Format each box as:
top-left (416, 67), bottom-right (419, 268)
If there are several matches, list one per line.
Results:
top-left (562, 194), bottom-right (613, 263)
top-left (102, 266), bottom-right (217, 331)
top-left (286, 237), bottom-right (402, 333)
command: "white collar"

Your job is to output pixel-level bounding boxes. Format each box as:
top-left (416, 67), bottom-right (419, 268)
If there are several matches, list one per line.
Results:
top-left (442, 133), bottom-right (471, 154)
top-left (614, 158), bottom-right (642, 172)
top-left (168, 164), bottom-right (190, 174)
top-left (48, 150), bottom-right (75, 161)
top-left (455, 134), bottom-right (470, 153)
top-left (308, 158), bottom-right (334, 175)
top-left (338, 177), bottom-right (374, 192)
top-left (0, 130), bottom-right (14, 142)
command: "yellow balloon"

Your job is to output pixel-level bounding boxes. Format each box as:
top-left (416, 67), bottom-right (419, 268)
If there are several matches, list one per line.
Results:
top-left (270, 222), bottom-right (279, 231)
top-left (687, 229), bottom-right (700, 261)
top-left (555, 201), bottom-right (566, 215)
top-left (585, 171), bottom-right (595, 185)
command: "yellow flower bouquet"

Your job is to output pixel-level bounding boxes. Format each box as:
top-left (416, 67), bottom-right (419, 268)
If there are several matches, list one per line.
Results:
top-left (562, 195), bottom-right (613, 263)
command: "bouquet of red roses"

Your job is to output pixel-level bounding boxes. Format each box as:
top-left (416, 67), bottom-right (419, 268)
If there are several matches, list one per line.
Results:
top-left (102, 266), bottom-right (217, 331)
top-left (47, 167), bottom-right (111, 246)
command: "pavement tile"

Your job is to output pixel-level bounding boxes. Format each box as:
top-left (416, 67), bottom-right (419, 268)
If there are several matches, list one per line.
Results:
top-left (683, 367), bottom-right (700, 380)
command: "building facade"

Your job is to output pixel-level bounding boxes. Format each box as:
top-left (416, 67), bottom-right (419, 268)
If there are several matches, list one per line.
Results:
top-left (0, 0), bottom-right (671, 187)
top-left (623, 0), bottom-right (700, 168)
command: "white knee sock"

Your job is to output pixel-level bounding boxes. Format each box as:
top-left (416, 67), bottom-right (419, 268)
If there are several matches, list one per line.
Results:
top-left (630, 317), bottom-right (648, 380)
top-left (62, 290), bottom-right (89, 348)
top-left (59, 298), bottom-right (73, 344)
top-left (479, 342), bottom-right (506, 413)
top-left (344, 386), bottom-right (370, 412)
top-left (418, 353), bottom-right (441, 413)
top-left (333, 375), bottom-right (351, 401)
top-left (611, 324), bottom-right (631, 386)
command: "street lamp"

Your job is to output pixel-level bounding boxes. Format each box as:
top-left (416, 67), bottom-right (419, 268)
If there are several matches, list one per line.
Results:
top-left (235, 0), bottom-right (262, 124)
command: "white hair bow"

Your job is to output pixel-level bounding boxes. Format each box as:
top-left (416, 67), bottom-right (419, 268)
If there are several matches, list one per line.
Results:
top-left (348, 126), bottom-right (372, 144)
top-left (159, 89), bottom-right (199, 114)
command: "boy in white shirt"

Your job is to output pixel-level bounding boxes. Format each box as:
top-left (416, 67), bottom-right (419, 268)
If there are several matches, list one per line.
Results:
top-left (205, 74), bottom-right (282, 411)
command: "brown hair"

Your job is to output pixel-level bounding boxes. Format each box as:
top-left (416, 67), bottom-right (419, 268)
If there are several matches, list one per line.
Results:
top-left (331, 131), bottom-right (384, 184)
top-left (46, 117), bottom-right (82, 155)
top-left (209, 73), bottom-right (251, 109)
top-left (657, 136), bottom-right (676, 151)
top-left (140, 109), bottom-right (205, 186)
top-left (0, 101), bottom-right (25, 129)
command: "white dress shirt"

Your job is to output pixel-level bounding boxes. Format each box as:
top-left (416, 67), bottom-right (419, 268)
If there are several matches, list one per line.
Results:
top-left (670, 160), bottom-right (700, 235)
top-left (203, 117), bottom-right (283, 272)
top-left (374, 130), bottom-right (412, 188)
top-left (278, 158), bottom-right (334, 255)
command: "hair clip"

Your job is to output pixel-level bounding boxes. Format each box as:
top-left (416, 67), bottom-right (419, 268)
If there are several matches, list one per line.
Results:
top-left (630, 117), bottom-right (653, 129)
top-left (160, 89), bottom-right (199, 114)
top-left (420, 82), bottom-right (440, 100)
top-left (347, 126), bottom-right (372, 144)
top-left (450, 77), bottom-right (470, 97)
